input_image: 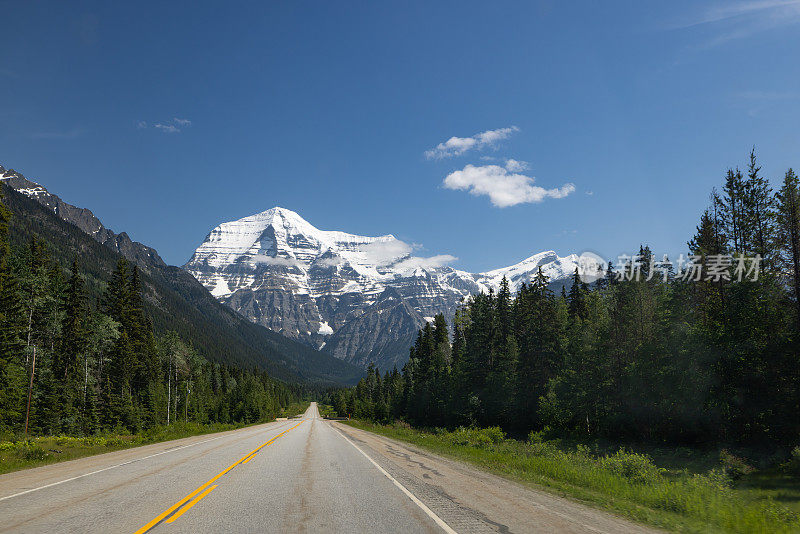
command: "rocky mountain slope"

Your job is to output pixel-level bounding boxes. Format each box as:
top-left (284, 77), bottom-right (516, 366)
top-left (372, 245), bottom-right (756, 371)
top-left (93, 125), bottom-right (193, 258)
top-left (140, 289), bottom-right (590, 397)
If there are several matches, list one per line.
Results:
top-left (0, 166), bottom-right (362, 385)
top-left (0, 165), bottom-right (166, 270)
top-left (184, 207), bottom-right (579, 370)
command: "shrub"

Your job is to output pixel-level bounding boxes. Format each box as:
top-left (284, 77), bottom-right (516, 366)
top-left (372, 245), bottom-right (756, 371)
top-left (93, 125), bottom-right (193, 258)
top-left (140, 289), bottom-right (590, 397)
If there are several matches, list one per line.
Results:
top-left (719, 449), bottom-right (755, 480)
top-left (527, 429), bottom-right (546, 444)
top-left (481, 426), bottom-right (506, 444)
top-left (599, 449), bottom-right (664, 484)
top-left (17, 441), bottom-right (48, 461)
top-left (692, 468), bottom-right (734, 490)
top-left (104, 436), bottom-right (125, 447)
top-left (782, 446), bottom-right (800, 477)
top-left (393, 420), bottom-right (412, 431)
top-left (442, 426), bottom-right (506, 447)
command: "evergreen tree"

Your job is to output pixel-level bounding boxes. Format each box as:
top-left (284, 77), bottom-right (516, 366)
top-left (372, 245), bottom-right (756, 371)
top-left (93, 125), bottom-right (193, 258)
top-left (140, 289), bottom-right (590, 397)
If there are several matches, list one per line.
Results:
top-left (54, 260), bottom-right (88, 432)
top-left (744, 148), bottom-right (776, 267)
top-left (776, 168), bottom-right (800, 330)
top-left (567, 268), bottom-right (586, 319)
top-left (0, 190), bottom-right (25, 428)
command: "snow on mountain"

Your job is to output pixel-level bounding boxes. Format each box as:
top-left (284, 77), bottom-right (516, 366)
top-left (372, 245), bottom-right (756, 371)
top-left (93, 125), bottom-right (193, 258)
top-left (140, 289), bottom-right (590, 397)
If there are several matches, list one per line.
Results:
top-left (476, 250), bottom-right (580, 292)
top-left (184, 207), bottom-right (576, 370)
top-left (188, 207), bottom-right (406, 297)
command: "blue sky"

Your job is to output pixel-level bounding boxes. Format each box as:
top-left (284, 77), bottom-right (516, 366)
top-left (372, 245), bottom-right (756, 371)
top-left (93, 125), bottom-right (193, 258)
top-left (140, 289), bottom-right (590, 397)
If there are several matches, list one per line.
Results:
top-left (2, 1), bottom-right (799, 271)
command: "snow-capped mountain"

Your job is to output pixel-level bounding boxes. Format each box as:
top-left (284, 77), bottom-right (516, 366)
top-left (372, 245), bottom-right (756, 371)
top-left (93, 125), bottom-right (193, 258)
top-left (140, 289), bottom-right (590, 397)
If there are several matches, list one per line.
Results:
top-left (184, 207), bottom-right (579, 370)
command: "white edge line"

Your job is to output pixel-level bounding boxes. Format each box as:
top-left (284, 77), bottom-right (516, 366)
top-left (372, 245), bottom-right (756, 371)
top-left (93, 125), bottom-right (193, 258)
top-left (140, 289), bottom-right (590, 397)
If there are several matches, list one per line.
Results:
top-left (0, 421), bottom-right (290, 503)
top-left (329, 422), bottom-right (458, 534)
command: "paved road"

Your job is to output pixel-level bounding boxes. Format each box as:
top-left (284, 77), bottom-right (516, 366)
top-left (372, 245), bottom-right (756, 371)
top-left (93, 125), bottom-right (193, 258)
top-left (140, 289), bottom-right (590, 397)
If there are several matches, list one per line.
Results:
top-left (0, 403), bottom-right (658, 533)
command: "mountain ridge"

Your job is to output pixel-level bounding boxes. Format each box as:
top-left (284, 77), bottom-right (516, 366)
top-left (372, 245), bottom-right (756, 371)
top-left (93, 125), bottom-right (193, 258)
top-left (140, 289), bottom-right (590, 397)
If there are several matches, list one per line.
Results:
top-left (184, 206), bottom-right (580, 369)
top-left (0, 166), bottom-right (363, 385)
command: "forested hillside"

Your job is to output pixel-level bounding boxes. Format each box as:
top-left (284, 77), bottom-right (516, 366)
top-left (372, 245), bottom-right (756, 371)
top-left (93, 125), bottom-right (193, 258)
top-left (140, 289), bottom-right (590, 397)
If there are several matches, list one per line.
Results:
top-left (0, 189), bottom-right (316, 435)
top-left (335, 152), bottom-right (800, 449)
top-left (0, 184), bottom-right (362, 385)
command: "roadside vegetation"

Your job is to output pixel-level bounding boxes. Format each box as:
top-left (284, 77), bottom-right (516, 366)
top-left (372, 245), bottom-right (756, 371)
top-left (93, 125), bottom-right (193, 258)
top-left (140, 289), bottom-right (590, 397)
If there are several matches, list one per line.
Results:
top-left (345, 421), bottom-right (800, 533)
top-left (323, 151), bottom-right (800, 532)
top-left (316, 403), bottom-right (338, 418)
top-left (280, 401), bottom-right (311, 418)
top-left (0, 187), bottom-right (306, 466)
top-left (0, 421), bottom-right (251, 474)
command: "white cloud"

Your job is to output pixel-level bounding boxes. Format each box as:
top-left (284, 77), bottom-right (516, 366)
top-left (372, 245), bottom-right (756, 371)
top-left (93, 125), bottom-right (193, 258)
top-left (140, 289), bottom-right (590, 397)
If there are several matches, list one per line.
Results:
top-left (155, 123), bottom-right (180, 133)
top-left (670, 0), bottom-right (800, 47)
top-left (672, 0), bottom-right (800, 28)
top-left (425, 126), bottom-right (519, 159)
top-left (443, 160), bottom-right (575, 208)
top-left (358, 239), bottom-right (413, 266)
top-left (356, 239), bottom-right (457, 272)
top-left (504, 159), bottom-right (529, 172)
top-left (251, 255), bottom-right (301, 267)
top-left (394, 254), bottom-right (458, 271)
top-left (315, 256), bottom-right (345, 268)
top-left (141, 117), bottom-right (192, 133)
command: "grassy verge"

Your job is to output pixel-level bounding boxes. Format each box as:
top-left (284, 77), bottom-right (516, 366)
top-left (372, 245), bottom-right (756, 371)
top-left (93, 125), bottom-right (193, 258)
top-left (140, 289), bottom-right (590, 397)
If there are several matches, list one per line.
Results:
top-left (280, 401), bottom-right (311, 418)
top-left (316, 403), bottom-right (337, 418)
top-left (0, 421), bottom-right (258, 475)
top-left (344, 421), bottom-right (800, 533)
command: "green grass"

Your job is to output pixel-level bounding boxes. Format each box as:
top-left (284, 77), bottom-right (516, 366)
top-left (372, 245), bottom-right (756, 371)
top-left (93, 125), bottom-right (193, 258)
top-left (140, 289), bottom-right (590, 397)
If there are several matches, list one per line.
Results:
top-left (316, 403), bottom-right (337, 418)
top-left (0, 421), bottom-right (254, 475)
top-left (280, 401), bottom-right (311, 418)
top-left (344, 421), bottom-right (800, 533)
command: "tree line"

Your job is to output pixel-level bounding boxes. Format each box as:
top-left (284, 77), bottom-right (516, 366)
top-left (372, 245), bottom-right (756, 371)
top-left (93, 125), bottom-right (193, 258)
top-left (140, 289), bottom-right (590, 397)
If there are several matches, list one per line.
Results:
top-left (331, 151), bottom-right (800, 447)
top-left (0, 192), bottom-right (301, 436)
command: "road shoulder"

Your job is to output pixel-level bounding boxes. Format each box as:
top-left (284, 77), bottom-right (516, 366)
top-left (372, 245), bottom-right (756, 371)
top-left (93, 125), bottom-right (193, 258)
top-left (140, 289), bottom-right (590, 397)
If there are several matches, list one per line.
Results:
top-left (332, 421), bottom-right (661, 534)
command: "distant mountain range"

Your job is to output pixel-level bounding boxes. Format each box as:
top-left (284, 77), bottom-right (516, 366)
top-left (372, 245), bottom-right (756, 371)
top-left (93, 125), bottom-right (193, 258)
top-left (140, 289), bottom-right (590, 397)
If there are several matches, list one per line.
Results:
top-left (184, 207), bottom-right (579, 370)
top-left (0, 164), bottom-right (363, 385)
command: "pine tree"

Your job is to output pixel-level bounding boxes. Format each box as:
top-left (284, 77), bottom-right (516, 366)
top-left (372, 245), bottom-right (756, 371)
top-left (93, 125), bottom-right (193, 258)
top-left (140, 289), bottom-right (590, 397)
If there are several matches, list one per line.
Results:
top-left (104, 259), bottom-right (131, 325)
top-left (744, 148), bottom-right (776, 267)
top-left (514, 267), bottom-right (563, 431)
top-left (55, 260), bottom-right (88, 432)
top-left (776, 168), bottom-right (800, 330)
top-left (567, 268), bottom-right (586, 319)
top-left (721, 169), bottom-right (747, 253)
top-left (0, 189), bottom-right (25, 428)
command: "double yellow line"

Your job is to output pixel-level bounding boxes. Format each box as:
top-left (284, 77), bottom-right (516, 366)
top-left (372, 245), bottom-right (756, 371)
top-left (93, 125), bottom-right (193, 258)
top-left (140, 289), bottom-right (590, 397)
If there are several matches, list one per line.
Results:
top-left (134, 420), bottom-right (304, 533)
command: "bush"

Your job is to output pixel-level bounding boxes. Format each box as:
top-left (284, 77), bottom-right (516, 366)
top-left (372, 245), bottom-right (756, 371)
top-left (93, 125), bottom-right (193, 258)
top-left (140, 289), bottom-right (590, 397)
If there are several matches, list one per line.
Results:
top-left (393, 420), bottom-right (412, 431)
top-left (599, 449), bottom-right (664, 484)
top-left (527, 429), bottom-right (546, 444)
top-left (17, 441), bottom-right (48, 461)
top-left (782, 446), bottom-right (800, 477)
top-left (692, 468), bottom-right (734, 490)
top-left (719, 449), bottom-right (755, 480)
top-left (441, 426), bottom-right (506, 447)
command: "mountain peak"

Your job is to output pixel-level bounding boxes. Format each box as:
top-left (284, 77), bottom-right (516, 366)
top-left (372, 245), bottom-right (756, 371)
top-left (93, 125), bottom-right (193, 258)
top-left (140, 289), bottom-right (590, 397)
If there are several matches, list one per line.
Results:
top-left (259, 206), bottom-right (308, 222)
top-left (184, 205), bottom-right (578, 369)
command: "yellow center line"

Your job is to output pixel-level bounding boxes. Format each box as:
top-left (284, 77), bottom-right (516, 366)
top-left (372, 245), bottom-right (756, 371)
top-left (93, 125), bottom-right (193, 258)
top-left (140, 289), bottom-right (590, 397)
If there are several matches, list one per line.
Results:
top-left (165, 485), bottom-right (217, 524)
top-left (134, 420), bottom-right (304, 533)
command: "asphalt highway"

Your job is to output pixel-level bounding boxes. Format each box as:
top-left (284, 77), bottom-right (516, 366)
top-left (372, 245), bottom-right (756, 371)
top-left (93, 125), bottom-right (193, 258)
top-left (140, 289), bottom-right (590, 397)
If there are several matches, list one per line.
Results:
top-left (0, 403), bottom-right (657, 533)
